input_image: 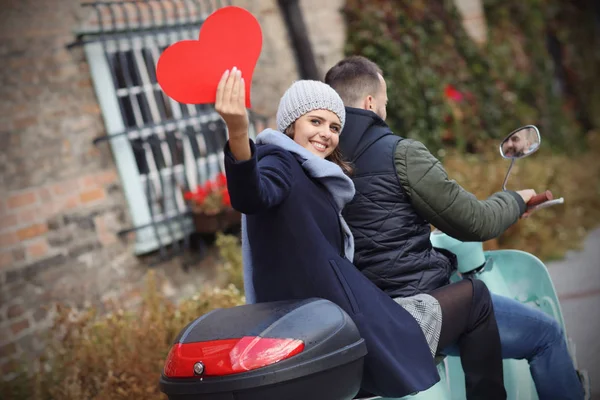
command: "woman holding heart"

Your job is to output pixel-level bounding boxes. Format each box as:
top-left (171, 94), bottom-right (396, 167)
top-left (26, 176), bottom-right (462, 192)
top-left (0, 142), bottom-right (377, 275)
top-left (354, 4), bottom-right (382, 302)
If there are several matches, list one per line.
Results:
top-left (214, 66), bottom-right (441, 397)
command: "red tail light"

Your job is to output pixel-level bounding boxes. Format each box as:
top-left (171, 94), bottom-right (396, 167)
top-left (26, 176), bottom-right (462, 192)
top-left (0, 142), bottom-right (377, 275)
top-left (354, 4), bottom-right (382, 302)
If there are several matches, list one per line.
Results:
top-left (164, 336), bottom-right (305, 378)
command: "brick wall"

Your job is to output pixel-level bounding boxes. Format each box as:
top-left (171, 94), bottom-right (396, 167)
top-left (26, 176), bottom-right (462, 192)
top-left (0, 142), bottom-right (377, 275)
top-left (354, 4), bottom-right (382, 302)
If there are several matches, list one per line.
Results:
top-left (237, 0), bottom-right (346, 118)
top-left (0, 0), bottom-right (346, 377)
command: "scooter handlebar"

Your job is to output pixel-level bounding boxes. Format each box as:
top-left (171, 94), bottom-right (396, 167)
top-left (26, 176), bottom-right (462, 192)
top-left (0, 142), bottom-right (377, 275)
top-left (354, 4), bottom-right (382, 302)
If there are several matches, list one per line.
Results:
top-left (527, 190), bottom-right (553, 207)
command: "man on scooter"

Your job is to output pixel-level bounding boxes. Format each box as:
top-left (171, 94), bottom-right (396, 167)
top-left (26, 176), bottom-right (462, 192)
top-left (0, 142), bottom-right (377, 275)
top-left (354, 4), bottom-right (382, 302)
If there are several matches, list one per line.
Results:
top-left (325, 55), bottom-right (584, 399)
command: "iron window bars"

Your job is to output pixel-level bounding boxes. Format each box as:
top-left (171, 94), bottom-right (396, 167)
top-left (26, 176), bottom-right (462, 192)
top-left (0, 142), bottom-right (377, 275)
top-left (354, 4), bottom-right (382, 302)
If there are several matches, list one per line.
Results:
top-left (75, 0), bottom-right (266, 266)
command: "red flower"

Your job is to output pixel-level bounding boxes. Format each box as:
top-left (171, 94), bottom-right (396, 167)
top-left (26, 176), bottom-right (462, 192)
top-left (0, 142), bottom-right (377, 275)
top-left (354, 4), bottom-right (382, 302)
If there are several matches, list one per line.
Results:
top-left (203, 179), bottom-right (214, 194)
top-left (221, 189), bottom-right (231, 207)
top-left (444, 84), bottom-right (463, 102)
top-left (193, 186), bottom-right (208, 203)
top-left (216, 172), bottom-right (227, 188)
top-left (184, 174), bottom-right (233, 214)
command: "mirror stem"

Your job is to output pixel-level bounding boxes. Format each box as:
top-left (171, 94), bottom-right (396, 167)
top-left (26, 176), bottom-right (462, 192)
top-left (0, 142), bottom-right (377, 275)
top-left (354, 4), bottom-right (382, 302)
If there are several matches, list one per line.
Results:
top-left (502, 158), bottom-right (515, 191)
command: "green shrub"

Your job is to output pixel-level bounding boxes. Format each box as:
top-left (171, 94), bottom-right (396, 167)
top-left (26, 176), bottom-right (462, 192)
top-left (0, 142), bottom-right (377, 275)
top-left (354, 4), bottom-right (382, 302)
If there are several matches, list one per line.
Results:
top-left (343, 0), bottom-right (598, 155)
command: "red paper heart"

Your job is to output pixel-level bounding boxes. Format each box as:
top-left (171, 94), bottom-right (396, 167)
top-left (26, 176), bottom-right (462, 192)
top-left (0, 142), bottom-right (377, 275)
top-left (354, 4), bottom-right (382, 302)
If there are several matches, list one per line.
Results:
top-left (156, 6), bottom-right (262, 107)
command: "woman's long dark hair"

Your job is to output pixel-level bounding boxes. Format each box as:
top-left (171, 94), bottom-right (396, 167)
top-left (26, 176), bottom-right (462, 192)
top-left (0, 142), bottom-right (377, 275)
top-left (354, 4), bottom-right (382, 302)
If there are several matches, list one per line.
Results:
top-left (284, 124), bottom-right (353, 176)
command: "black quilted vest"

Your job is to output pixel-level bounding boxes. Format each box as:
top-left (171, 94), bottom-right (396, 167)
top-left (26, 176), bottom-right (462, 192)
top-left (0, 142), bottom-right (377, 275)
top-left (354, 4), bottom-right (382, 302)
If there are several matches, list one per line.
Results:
top-left (340, 107), bottom-right (454, 298)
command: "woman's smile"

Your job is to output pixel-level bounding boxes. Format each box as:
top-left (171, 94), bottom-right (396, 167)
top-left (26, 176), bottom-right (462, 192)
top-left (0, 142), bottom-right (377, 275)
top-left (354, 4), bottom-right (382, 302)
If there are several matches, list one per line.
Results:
top-left (310, 140), bottom-right (328, 152)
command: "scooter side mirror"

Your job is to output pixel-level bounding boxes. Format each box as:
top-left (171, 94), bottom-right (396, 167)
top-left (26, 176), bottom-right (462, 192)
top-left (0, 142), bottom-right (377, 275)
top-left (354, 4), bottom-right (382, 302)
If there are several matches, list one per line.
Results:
top-left (500, 125), bottom-right (541, 191)
top-left (499, 125), bottom-right (541, 159)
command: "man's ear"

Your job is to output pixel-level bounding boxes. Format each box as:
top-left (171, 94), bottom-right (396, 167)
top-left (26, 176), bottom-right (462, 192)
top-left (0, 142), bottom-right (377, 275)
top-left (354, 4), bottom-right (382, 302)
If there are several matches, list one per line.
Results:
top-left (361, 95), bottom-right (374, 111)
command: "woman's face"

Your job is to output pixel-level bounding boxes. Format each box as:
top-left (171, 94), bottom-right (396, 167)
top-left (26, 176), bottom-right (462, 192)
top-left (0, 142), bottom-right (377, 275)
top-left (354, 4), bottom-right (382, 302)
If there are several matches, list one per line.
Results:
top-left (289, 109), bottom-right (341, 159)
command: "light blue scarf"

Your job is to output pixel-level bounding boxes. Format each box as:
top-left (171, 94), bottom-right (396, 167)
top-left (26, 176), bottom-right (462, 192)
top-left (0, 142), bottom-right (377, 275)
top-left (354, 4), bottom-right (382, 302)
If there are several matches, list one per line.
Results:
top-left (242, 129), bottom-right (356, 303)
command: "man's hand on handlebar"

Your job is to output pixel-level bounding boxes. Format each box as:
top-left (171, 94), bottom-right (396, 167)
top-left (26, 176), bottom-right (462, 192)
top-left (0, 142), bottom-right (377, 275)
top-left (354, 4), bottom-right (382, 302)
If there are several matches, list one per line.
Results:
top-left (517, 189), bottom-right (558, 218)
top-left (517, 189), bottom-right (537, 204)
top-left (517, 189), bottom-right (537, 218)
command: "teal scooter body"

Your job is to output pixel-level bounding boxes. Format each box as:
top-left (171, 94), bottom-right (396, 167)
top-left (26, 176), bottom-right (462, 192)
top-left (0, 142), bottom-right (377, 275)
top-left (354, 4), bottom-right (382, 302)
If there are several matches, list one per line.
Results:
top-left (371, 230), bottom-right (577, 400)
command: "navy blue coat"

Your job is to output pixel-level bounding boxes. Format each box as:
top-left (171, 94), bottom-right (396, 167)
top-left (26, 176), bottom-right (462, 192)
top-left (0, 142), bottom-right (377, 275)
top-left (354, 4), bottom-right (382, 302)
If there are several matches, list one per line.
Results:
top-left (224, 140), bottom-right (439, 397)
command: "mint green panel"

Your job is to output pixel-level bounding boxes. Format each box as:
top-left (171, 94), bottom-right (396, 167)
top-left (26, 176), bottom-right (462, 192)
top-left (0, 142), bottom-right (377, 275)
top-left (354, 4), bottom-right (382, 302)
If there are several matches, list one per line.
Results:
top-left (479, 250), bottom-right (567, 333)
top-left (430, 231), bottom-right (486, 274)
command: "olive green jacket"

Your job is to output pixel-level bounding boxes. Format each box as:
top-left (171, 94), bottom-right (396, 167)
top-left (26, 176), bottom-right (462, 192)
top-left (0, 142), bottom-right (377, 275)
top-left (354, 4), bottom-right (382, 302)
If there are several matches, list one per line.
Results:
top-left (394, 139), bottom-right (526, 242)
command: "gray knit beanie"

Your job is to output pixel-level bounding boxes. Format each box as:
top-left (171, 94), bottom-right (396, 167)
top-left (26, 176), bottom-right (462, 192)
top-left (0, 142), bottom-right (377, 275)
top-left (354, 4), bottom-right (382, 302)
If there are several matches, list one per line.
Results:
top-left (276, 80), bottom-right (346, 133)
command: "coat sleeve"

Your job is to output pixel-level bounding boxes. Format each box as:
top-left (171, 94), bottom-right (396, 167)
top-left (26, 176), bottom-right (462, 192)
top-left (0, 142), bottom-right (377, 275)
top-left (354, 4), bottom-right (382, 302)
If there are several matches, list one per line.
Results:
top-left (394, 139), bottom-right (527, 242)
top-left (224, 140), bottom-right (294, 214)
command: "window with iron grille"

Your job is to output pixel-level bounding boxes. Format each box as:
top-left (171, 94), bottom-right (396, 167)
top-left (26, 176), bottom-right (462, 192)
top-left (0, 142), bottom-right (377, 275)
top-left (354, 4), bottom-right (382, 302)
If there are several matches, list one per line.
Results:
top-left (77, 0), bottom-right (264, 259)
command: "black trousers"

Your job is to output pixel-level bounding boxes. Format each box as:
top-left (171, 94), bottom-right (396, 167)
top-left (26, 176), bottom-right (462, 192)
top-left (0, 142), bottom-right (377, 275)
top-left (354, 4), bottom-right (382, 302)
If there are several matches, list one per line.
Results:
top-left (431, 279), bottom-right (506, 400)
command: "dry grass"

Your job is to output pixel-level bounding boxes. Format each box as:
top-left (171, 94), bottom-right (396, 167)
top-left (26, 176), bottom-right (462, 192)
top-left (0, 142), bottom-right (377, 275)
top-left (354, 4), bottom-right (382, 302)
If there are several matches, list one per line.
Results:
top-left (0, 235), bottom-right (245, 400)
top-left (36, 278), bottom-right (241, 400)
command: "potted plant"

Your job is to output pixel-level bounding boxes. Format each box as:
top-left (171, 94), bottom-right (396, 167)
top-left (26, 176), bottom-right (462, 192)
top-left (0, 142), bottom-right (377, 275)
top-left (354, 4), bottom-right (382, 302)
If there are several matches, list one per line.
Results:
top-left (183, 172), bottom-right (240, 234)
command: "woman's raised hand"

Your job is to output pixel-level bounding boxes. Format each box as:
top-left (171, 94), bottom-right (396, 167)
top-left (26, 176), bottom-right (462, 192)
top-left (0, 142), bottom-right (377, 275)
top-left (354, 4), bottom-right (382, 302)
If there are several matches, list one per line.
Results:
top-left (215, 67), bottom-right (251, 160)
top-left (215, 67), bottom-right (250, 137)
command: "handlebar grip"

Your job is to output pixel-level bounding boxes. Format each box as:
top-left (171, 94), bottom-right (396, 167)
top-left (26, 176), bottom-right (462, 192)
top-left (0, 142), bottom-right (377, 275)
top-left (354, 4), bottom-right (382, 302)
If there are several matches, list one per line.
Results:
top-left (527, 190), bottom-right (553, 207)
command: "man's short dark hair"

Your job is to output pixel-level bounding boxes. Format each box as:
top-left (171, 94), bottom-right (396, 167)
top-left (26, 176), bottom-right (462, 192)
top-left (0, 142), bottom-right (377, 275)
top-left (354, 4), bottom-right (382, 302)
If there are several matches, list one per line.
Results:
top-left (324, 56), bottom-right (383, 106)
